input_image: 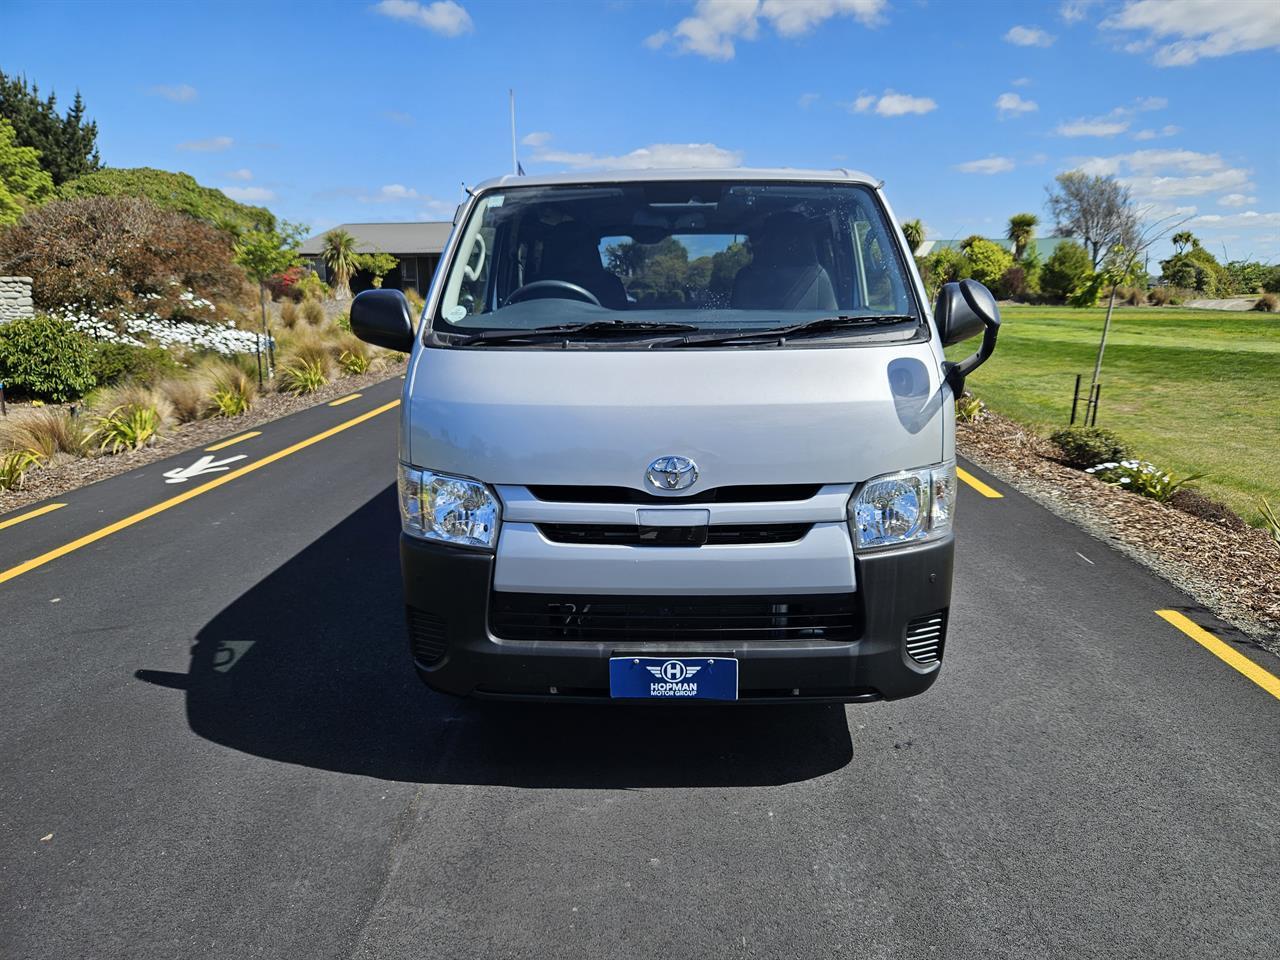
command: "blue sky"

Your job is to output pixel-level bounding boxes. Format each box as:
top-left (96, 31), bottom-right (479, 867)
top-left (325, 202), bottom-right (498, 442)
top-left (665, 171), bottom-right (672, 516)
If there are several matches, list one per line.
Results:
top-left (2, 0), bottom-right (1277, 261)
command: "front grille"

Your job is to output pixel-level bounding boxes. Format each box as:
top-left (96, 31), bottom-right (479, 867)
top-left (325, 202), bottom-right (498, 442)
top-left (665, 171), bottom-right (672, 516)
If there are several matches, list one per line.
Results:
top-left (407, 607), bottom-right (448, 664)
top-left (490, 593), bottom-right (858, 643)
top-left (904, 610), bottom-right (946, 664)
top-left (527, 484), bottom-right (823, 505)
top-left (535, 522), bottom-right (812, 547)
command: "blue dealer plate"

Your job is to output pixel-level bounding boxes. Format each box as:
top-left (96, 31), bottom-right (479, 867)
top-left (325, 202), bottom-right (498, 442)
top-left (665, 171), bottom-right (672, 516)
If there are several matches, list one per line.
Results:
top-left (609, 657), bottom-right (739, 701)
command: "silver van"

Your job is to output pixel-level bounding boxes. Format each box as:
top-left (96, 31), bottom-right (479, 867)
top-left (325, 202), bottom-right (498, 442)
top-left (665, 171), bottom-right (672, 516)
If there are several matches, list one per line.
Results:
top-left (351, 168), bottom-right (998, 704)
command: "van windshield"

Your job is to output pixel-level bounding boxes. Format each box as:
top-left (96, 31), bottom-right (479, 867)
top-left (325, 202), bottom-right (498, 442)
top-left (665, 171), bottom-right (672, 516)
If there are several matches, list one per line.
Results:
top-left (432, 180), bottom-right (920, 344)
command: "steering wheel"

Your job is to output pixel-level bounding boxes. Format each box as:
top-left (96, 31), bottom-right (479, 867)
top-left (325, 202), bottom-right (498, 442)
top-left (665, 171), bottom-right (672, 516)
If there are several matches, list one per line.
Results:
top-left (503, 280), bottom-right (602, 308)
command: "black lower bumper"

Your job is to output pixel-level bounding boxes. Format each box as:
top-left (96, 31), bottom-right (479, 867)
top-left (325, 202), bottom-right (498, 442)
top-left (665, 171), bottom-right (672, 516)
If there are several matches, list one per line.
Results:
top-left (400, 533), bottom-right (953, 704)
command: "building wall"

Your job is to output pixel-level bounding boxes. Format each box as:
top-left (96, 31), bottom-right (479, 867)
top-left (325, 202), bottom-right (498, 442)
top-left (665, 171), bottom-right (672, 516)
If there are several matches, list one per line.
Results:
top-left (0, 277), bottom-right (34, 323)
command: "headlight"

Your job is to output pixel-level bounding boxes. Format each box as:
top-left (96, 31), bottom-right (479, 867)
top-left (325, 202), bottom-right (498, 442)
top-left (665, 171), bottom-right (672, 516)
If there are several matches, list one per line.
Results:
top-left (849, 462), bottom-right (955, 551)
top-left (398, 464), bottom-right (501, 549)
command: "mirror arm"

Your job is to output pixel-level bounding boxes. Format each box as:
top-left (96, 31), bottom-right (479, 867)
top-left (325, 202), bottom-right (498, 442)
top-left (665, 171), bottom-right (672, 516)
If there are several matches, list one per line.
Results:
top-left (943, 323), bottom-right (998, 396)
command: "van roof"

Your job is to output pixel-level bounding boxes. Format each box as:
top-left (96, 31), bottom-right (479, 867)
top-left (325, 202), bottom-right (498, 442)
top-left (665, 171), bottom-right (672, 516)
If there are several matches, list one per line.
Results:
top-left (472, 167), bottom-right (881, 191)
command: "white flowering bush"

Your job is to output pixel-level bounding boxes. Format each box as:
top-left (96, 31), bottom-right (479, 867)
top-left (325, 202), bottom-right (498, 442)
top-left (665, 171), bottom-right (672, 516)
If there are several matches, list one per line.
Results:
top-left (1085, 460), bottom-right (1205, 503)
top-left (59, 296), bottom-right (267, 357)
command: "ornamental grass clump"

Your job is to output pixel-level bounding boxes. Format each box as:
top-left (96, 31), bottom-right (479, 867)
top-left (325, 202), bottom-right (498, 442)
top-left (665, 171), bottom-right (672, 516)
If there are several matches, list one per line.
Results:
top-left (90, 403), bottom-right (161, 453)
top-left (302, 300), bottom-right (325, 326)
top-left (0, 408), bottom-right (91, 459)
top-left (201, 359), bottom-right (257, 417)
top-left (1085, 460), bottom-right (1205, 503)
top-left (0, 449), bottom-right (43, 491)
top-left (278, 358), bottom-right (328, 395)
top-left (157, 375), bottom-right (213, 423)
top-left (955, 392), bottom-right (986, 423)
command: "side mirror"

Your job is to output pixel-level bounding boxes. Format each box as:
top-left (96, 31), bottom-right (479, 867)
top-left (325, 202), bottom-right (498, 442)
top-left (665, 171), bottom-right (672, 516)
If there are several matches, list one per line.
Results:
top-left (351, 288), bottom-right (415, 352)
top-left (935, 279), bottom-right (1000, 396)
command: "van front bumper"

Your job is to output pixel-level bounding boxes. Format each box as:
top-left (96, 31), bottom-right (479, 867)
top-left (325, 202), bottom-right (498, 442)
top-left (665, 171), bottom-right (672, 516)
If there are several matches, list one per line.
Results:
top-left (400, 533), bottom-right (953, 704)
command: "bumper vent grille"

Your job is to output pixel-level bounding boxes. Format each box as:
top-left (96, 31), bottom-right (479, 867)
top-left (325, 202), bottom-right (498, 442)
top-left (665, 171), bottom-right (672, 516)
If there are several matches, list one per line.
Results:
top-left (536, 523), bottom-right (812, 547)
top-left (490, 593), bottom-right (858, 643)
top-left (407, 607), bottom-right (448, 664)
top-left (904, 610), bottom-right (946, 664)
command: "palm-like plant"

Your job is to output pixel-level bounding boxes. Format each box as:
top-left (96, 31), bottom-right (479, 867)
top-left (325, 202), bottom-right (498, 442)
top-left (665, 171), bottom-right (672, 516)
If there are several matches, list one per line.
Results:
top-left (1171, 230), bottom-right (1194, 254)
top-left (1006, 213), bottom-right (1038, 260)
top-left (900, 219), bottom-right (925, 255)
top-left (323, 229), bottom-right (359, 300)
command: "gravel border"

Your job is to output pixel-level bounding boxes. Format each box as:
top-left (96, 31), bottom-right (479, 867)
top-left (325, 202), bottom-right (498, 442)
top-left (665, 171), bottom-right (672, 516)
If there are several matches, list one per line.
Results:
top-left (1, 365), bottom-right (404, 515)
top-left (958, 414), bottom-right (1280, 654)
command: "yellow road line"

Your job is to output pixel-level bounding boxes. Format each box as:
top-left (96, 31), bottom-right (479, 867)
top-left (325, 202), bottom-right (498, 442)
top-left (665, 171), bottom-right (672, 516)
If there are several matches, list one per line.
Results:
top-left (0, 400), bottom-right (400, 587)
top-left (0, 502), bottom-right (67, 532)
top-left (1156, 609), bottom-right (1280, 701)
top-left (957, 467), bottom-right (1003, 499)
top-left (328, 393), bottom-right (362, 407)
top-left (205, 431), bottom-right (262, 452)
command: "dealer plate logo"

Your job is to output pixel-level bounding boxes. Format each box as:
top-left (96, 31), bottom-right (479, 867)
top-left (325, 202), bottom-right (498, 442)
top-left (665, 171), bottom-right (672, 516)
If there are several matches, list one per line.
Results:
top-left (647, 660), bottom-right (702, 683)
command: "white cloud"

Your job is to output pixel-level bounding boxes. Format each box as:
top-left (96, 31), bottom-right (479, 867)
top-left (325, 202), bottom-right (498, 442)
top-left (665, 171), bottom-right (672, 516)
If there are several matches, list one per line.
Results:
top-left (851, 89), bottom-right (937, 116)
top-left (531, 142), bottom-right (744, 170)
top-left (1191, 210), bottom-right (1280, 229)
top-left (222, 186), bottom-right (274, 202)
top-left (1059, 1), bottom-right (1098, 24)
top-left (956, 156), bottom-right (1016, 175)
top-left (1219, 193), bottom-right (1257, 207)
top-left (177, 136), bottom-right (233, 152)
top-left (226, 168), bottom-right (253, 181)
top-left (1069, 149), bottom-right (1254, 201)
top-left (1132, 124), bottom-right (1180, 140)
top-left (1056, 117), bottom-right (1130, 137)
top-left (1004, 25), bottom-right (1055, 46)
top-left (382, 110), bottom-right (415, 126)
top-left (1011, 76), bottom-right (1032, 86)
top-left (374, 0), bottom-right (474, 37)
top-left (649, 0), bottom-right (886, 61)
top-left (1133, 95), bottom-right (1168, 111)
top-left (995, 92), bottom-right (1038, 117)
top-left (798, 92), bottom-right (820, 109)
top-left (148, 84), bottom-right (197, 103)
top-left (1102, 0), bottom-right (1280, 66)
top-left (521, 131), bottom-right (552, 147)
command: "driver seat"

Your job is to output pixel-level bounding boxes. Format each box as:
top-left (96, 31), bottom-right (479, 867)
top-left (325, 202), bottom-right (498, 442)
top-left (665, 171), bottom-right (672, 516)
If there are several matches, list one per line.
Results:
top-left (532, 222), bottom-right (628, 309)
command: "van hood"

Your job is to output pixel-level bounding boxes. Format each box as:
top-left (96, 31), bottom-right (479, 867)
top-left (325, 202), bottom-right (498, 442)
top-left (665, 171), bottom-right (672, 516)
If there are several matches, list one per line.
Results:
top-left (402, 343), bottom-right (950, 489)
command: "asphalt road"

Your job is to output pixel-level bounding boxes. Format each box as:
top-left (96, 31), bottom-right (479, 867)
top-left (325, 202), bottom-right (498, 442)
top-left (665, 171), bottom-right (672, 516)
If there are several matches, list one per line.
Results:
top-left (2, 375), bottom-right (1277, 960)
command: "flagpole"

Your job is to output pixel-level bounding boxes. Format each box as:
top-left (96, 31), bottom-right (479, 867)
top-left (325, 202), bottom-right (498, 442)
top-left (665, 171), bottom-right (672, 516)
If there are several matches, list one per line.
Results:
top-left (509, 89), bottom-right (518, 175)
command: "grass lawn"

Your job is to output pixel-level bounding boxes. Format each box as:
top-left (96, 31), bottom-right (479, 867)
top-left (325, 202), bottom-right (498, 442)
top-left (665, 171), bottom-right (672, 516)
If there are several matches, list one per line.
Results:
top-left (948, 304), bottom-right (1280, 525)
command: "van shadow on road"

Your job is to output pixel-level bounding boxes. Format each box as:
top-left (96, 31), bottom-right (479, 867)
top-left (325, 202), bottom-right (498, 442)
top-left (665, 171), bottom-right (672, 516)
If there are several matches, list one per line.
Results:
top-left (135, 486), bottom-right (853, 788)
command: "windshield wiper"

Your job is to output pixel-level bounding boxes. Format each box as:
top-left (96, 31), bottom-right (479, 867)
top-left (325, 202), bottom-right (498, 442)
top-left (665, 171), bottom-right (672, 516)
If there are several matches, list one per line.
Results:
top-left (447, 320), bottom-right (699, 346)
top-left (666, 314), bottom-right (917, 348)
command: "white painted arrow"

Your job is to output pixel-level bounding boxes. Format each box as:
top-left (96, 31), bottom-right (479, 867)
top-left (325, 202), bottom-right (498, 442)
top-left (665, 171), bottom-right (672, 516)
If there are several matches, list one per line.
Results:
top-left (162, 454), bottom-right (247, 484)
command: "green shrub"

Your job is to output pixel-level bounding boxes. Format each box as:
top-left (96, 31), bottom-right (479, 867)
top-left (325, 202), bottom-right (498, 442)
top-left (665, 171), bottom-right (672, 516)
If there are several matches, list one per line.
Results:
top-left (0, 314), bottom-right (96, 402)
top-left (0, 449), bottom-right (42, 491)
top-left (1040, 241), bottom-right (1093, 304)
top-left (1085, 459), bottom-right (1204, 502)
top-left (293, 271), bottom-right (329, 302)
top-left (993, 265), bottom-right (1026, 301)
top-left (90, 403), bottom-right (160, 453)
top-left (1262, 265), bottom-right (1280, 295)
top-left (1253, 293), bottom-right (1278, 313)
top-left (90, 342), bottom-right (179, 387)
top-left (960, 237), bottom-right (1014, 289)
top-left (1049, 426), bottom-right (1132, 469)
top-left (335, 310), bottom-right (351, 332)
top-left (278, 358), bottom-right (328, 395)
top-left (302, 300), bottom-right (325, 326)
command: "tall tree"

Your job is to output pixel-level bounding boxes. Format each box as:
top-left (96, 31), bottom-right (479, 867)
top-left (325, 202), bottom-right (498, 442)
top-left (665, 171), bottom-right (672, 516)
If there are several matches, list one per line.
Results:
top-left (235, 223), bottom-right (305, 384)
top-left (1171, 230), bottom-right (1194, 254)
top-left (323, 229), bottom-right (359, 300)
top-left (0, 71), bottom-right (101, 185)
top-left (900, 218), bottom-right (925, 255)
top-left (0, 118), bottom-right (55, 225)
top-left (1006, 213), bottom-right (1038, 260)
top-left (1045, 172), bottom-right (1139, 270)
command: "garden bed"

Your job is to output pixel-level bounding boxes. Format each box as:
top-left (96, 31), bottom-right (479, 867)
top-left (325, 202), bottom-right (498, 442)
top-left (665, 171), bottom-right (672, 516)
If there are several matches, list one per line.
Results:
top-left (958, 413), bottom-right (1280, 654)
top-left (0, 366), bottom-right (401, 515)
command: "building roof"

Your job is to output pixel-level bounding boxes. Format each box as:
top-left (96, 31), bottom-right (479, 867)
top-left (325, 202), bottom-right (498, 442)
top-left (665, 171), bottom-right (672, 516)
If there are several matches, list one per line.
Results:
top-left (472, 166), bottom-right (881, 192)
top-left (299, 222), bottom-right (454, 256)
